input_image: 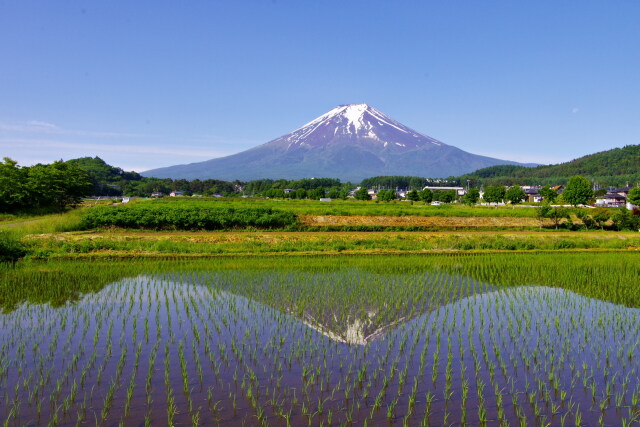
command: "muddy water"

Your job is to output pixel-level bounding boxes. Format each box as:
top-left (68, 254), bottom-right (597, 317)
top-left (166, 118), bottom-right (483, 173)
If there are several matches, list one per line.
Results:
top-left (1, 269), bottom-right (639, 426)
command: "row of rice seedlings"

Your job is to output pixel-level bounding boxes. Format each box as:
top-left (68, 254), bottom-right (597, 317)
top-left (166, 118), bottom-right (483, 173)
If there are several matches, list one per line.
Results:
top-left (1, 255), bottom-right (639, 425)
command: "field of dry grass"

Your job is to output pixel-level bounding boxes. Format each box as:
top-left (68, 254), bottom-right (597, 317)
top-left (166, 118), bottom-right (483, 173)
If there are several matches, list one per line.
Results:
top-left (299, 214), bottom-right (548, 228)
top-left (25, 229), bottom-right (640, 259)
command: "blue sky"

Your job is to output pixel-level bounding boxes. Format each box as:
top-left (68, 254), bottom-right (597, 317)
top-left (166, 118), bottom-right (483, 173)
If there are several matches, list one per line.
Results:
top-left (1, 1), bottom-right (639, 172)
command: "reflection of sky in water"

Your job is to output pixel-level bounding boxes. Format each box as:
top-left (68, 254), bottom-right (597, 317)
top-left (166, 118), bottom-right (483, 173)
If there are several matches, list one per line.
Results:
top-left (1, 273), bottom-right (639, 426)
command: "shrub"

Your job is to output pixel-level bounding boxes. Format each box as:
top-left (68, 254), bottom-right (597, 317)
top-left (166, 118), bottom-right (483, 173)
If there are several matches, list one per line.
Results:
top-left (79, 205), bottom-right (298, 230)
top-left (0, 231), bottom-right (28, 262)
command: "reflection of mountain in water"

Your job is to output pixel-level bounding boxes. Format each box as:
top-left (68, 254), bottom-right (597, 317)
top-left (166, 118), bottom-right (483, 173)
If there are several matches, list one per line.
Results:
top-left (299, 309), bottom-right (403, 345)
top-left (149, 268), bottom-right (498, 345)
top-left (204, 269), bottom-right (498, 345)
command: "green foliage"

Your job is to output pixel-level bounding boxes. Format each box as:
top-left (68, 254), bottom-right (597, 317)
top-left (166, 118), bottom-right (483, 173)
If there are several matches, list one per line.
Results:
top-left (244, 178), bottom-right (346, 196)
top-left (308, 186), bottom-right (326, 200)
top-left (360, 176), bottom-right (460, 190)
top-left (628, 187), bottom-right (640, 206)
top-left (463, 188), bottom-right (480, 205)
top-left (295, 188), bottom-right (308, 199)
top-left (327, 187), bottom-right (345, 199)
top-left (546, 206), bottom-right (570, 229)
top-left (563, 175), bottom-right (593, 206)
top-left (612, 208), bottom-right (640, 231)
top-left (433, 189), bottom-right (456, 203)
top-left (418, 188), bottom-right (433, 203)
top-left (377, 189), bottom-right (397, 202)
top-left (535, 204), bottom-right (551, 228)
top-left (461, 144), bottom-right (640, 187)
top-left (575, 208), bottom-right (611, 230)
top-left (354, 187), bottom-right (371, 200)
top-left (264, 188), bottom-right (286, 198)
top-left (406, 189), bottom-right (420, 201)
top-left (505, 186), bottom-right (526, 204)
top-left (0, 158), bottom-right (26, 212)
top-left (538, 185), bottom-right (558, 203)
top-left (0, 231), bottom-right (27, 262)
top-left (67, 156), bottom-right (141, 196)
top-left (534, 203), bottom-right (570, 229)
top-left (482, 186), bottom-right (506, 204)
top-left (79, 204), bottom-right (298, 230)
top-left (0, 158), bottom-right (93, 213)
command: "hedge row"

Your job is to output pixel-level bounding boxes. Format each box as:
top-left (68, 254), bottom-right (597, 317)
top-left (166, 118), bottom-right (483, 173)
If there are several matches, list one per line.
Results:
top-left (80, 205), bottom-right (298, 230)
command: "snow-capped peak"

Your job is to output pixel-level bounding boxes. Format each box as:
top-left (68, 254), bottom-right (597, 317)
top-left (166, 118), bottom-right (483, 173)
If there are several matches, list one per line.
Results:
top-left (282, 104), bottom-right (445, 150)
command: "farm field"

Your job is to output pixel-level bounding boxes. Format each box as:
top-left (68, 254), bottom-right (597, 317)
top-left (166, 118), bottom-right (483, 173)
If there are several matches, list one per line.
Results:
top-left (23, 230), bottom-right (640, 259)
top-left (111, 197), bottom-right (543, 218)
top-left (1, 254), bottom-right (639, 426)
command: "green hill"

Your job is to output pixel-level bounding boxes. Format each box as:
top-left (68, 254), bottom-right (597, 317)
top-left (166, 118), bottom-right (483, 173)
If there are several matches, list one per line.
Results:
top-left (67, 157), bottom-right (142, 196)
top-left (461, 145), bottom-right (640, 186)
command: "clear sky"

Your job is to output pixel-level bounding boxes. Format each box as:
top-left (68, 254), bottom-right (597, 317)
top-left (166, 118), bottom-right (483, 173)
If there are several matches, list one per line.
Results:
top-left (1, 1), bottom-right (639, 172)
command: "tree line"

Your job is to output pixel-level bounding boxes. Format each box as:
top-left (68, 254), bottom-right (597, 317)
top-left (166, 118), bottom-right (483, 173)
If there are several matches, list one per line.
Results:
top-left (0, 158), bottom-right (93, 213)
top-left (461, 144), bottom-right (640, 187)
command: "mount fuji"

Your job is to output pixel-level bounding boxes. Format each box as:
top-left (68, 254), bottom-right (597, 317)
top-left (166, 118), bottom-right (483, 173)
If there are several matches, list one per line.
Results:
top-left (142, 104), bottom-right (532, 182)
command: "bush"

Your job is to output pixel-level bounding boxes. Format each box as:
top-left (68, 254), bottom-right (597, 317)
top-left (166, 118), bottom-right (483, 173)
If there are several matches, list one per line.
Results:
top-left (0, 231), bottom-right (28, 262)
top-left (79, 205), bottom-right (298, 230)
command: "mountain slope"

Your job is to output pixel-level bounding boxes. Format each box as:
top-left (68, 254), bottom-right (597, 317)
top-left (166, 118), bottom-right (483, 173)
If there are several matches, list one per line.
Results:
top-left (143, 104), bottom-right (532, 182)
top-left (462, 144), bottom-right (640, 185)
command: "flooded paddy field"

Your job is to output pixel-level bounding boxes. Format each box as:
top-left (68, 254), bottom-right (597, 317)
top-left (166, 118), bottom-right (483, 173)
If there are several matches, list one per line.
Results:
top-left (1, 254), bottom-right (639, 426)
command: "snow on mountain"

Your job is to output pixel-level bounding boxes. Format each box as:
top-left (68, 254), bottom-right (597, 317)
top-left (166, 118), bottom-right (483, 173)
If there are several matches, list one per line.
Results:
top-left (278, 104), bottom-right (442, 150)
top-left (142, 104), bottom-right (531, 182)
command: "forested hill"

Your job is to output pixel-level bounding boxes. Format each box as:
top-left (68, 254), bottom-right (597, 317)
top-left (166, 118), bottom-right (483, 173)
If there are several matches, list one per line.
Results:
top-left (67, 157), bottom-right (142, 196)
top-left (461, 145), bottom-right (640, 186)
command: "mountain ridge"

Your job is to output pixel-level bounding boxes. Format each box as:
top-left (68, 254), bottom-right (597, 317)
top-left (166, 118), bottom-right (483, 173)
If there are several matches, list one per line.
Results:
top-left (142, 104), bottom-right (534, 182)
top-left (461, 144), bottom-right (640, 186)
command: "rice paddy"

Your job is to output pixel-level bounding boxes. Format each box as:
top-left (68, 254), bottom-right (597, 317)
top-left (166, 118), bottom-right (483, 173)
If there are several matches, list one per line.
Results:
top-left (1, 254), bottom-right (639, 426)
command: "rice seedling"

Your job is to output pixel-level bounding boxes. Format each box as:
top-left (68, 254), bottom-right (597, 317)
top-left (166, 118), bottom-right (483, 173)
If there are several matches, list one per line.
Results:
top-left (0, 253), bottom-right (638, 425)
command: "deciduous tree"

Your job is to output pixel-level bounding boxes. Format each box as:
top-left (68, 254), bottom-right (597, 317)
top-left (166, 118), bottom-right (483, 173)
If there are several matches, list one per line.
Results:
top-left (563, 175), bottom-right (593, 206)
top-left (505, 186), bottom-right (526, 204)
top-left (483, 186), bottom-right (506, 204)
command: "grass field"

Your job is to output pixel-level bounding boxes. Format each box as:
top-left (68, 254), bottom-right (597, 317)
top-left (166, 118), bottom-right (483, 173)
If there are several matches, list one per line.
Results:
top-left (126, 196), bottom-right (543, 218)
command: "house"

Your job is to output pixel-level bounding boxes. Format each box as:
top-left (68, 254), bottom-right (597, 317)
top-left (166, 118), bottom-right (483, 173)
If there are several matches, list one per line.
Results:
top-left (422, 186), bottom-right (467, 196)
top-left (319, 198), bottom-right (332, 202)
top-left (150, 192), bottom-right (163, 198)
top-left (283, 189), bottom-right (295, 194)
top-left (170, 191), bottom-right (185, 197)
top-left (610, 187), bottom-right (631, 198)
top-left (595, 193), bottom-right (626, 207)
top-left (551, 185), bottom-right (564, 194)
top-left (525, 189), bottom-right (543, 203)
